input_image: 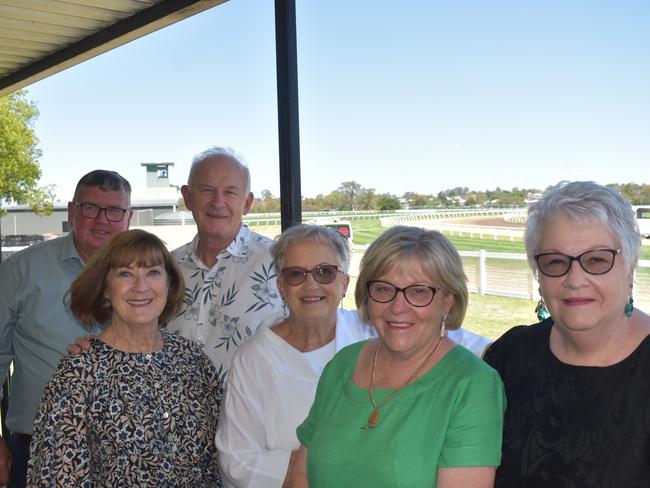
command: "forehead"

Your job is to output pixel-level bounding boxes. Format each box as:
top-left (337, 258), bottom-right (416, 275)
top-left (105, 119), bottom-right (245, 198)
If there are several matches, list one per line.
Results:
top-left (379, 256), bottom-right (437, 284)
top-left (539, 214), bottom-right (619, 253)
top-left (76, 185), bottom-right (129, 207)
top-left (191, 156), bottom-right (247, 188)
top-left (283, 239), bottom-right (340, 267)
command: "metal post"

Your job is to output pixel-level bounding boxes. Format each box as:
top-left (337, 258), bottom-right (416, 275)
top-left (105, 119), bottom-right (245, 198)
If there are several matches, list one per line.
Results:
top-left (275, 0), bottom-right (302, 231)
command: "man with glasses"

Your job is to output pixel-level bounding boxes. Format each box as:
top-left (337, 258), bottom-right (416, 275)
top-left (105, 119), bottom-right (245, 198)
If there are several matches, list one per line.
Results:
top-left (166, 147), bottom-right (287, 387)
top-left (0, 170), bottom-right (132, 487)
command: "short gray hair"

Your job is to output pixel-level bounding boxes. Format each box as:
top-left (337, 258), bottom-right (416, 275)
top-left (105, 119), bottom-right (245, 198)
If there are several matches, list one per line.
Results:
top-left (525, 181), bottom-right (640, 274)
top-left (271, 224), bottom-right (351, 273)
top-left (354, 226), bottom-right (468, 330)
top-left (73, 170), bottom-right (132, 206)
top-left (188, 146), bottom-right (251, 193)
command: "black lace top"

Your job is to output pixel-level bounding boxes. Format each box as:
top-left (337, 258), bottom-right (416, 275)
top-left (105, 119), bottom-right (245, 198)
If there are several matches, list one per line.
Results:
top-left (484, 319), bottom-right (650, 488)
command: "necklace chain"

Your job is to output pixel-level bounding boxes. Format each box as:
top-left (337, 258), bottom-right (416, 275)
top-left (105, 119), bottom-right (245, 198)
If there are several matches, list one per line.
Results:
top-left (361, 337), bottom-right (443, 430)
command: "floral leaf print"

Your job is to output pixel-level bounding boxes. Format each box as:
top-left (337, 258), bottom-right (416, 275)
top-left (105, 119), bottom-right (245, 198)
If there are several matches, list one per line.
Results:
top-left (246, 263), bottom-right (280, 312)
top-left (219, 282), bottom-right (238, 308)
top-left (201, 266), bottom-right (226, 305)
top-left (214, 315), bottom-right (242, 351)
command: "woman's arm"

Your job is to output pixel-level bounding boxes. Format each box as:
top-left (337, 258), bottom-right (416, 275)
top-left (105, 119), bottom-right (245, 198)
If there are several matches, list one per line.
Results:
top-left (28, 373), bottom-right (90, 486)
top-left (287, 444), bottom-right (309, 488)
top-left (437, 466), bottom-right (495, 488)
top-left (216, 352), bottom-right (293, 487)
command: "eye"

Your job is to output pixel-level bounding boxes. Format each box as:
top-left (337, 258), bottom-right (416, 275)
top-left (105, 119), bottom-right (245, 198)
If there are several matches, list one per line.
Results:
top-left (116, 269), bottom-right (132, 278)
top-left (410, 286), bottom-right (429, 296)
top-left (147, 268), bottom-right (162, 277)
top-left (373, 283), bottom-right (393, 294)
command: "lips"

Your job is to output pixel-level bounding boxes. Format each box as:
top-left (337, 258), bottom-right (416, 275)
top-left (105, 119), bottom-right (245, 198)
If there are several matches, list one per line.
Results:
top-left (300, 296), bottom-right (325, 303)
top-left (386, 321), bottom-right (413, 330)
top-left (562, 297), bottom-right (595, 306)
top-left (127, 299), bottom-right (153, 306)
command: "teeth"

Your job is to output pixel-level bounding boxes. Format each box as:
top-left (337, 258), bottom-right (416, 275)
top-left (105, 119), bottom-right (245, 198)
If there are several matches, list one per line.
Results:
top-left (128, 299), bottom-right (152, 305)
top-left (301, 297), bottom-right (323, 302)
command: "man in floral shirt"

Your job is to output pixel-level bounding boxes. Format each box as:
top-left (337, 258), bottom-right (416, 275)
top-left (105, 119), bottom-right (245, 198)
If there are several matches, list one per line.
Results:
top-left (167, 147), bottom-right (287, 384)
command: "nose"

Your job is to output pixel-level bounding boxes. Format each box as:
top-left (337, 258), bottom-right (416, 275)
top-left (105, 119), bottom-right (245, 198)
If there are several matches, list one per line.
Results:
top-left (389, 289), bottom-right (411, 312)
top-left (133, 271), bottom-right (149, 291)
top-left (94, 208), bottom-right (110, 223)
top-left (564, 259), bottom-right (588, 287)
top-left (302, 271), bottom-right (320, 289)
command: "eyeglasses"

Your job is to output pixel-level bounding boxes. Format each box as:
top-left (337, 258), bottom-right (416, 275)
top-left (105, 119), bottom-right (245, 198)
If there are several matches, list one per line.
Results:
top-left (534, 249), bottom-right (621, 277)
top-left (367, 280), bottom-right (438, 307)
top-left (281, 264), bottom-right (342, 286)
top-left (73, 202), bottom-right (128, 222)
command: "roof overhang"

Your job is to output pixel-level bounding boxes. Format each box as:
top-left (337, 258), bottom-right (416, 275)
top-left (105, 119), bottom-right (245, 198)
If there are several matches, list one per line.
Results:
top-left (0, 0), bottom-right (226, 97)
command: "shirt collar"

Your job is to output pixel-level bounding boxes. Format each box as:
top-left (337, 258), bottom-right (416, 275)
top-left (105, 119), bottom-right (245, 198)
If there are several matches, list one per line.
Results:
top-left (60, 231), bottom-right (84, 264)
top-left (189, 224), bottom-right (251, 263)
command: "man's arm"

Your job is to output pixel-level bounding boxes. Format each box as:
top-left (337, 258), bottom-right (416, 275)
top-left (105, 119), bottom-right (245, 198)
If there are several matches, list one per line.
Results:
top-left (0, 259), bottom-right (19, 485)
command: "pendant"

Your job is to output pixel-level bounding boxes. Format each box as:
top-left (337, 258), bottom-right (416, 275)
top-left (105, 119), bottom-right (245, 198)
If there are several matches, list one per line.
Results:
top-left (361, 409), bottom-right (379, 430)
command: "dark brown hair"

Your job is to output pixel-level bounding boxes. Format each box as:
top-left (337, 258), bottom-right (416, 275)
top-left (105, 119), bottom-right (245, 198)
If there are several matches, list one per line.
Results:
top-left (70, 229), bottom-right (184, 326)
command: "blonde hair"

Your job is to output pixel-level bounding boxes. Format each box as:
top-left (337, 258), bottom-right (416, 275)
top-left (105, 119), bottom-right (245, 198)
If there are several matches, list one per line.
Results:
top-left (355, 226), bottom-right (468, 329)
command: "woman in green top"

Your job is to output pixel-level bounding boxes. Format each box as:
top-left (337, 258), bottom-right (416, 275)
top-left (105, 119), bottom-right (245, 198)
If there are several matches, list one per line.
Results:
top-left (291, 226), bottom-right (505, 487)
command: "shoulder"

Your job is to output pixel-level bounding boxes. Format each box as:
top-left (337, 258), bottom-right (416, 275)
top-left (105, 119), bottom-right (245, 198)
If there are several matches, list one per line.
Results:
top-left (230, 328), bottom-right (271, 366)
top-left (1, 235), bottom-right (66, 270)
top-left (483, 319), bottom-right (552, 369)
top-left (336, 308), bottom-right (376, 338)
top-left (448, 328), bottom-right (492, 357)
top-left (446, 345), bottom-right (501, 381)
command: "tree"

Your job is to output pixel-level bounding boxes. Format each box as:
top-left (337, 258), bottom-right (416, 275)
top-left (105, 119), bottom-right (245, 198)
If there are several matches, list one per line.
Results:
top-left (374, 193), bottom-right (401, 210)
top-left (337, 181), bottom-right (362, 211)
top-left (0, 90), bottom-right (53, 215)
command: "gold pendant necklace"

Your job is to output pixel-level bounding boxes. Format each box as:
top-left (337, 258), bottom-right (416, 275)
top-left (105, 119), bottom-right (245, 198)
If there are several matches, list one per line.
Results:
top-left (361, 337), bottom-right (443, 430)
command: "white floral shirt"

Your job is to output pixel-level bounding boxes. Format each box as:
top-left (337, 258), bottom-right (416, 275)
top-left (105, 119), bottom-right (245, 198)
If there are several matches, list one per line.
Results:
top-left (167, 225), bottom-right (288, 385)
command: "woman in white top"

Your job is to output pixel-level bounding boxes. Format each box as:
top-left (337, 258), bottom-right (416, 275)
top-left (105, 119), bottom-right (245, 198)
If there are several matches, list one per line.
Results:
top-left (216, 224), bottom-right (375, 487)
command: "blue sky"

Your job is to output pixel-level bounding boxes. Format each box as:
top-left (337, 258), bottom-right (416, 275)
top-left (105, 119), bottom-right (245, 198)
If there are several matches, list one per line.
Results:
top-left (26, 0), bottom-right (650, 203)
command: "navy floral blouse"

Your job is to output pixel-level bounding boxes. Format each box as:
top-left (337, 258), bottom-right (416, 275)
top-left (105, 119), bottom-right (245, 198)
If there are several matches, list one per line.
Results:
top-left (28, 333), bottom-right (222, 487)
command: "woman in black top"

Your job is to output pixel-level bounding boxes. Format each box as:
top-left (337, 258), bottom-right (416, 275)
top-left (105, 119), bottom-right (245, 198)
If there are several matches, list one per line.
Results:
top-left (484, 181), bottom-right (650, 487)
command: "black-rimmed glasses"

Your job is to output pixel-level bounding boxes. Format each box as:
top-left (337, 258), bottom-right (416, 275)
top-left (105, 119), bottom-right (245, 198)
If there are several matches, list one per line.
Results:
top-left (534, 249), bottom-right (621, 277)
top-left (73, 202), bottom-right (128, 222)
top-left (281, 264), bottom-right (343, 286)
top-left (367, 281), bottom-right (438, 307)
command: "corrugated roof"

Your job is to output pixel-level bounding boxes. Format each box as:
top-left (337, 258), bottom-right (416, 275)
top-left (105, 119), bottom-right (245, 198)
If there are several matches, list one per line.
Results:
top-left (0, 0), bottom-right (226, 96)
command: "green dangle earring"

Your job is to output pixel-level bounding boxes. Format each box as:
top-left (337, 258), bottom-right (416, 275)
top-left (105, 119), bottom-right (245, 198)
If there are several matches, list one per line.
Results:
top-left (535, 298), bottom-right (550, 321)
top-left (624, 295), bottom-right (634, 318)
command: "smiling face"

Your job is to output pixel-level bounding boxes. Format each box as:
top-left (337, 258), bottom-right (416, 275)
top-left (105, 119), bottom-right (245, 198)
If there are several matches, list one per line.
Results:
top-left (368, 259), bottom-right (454, 361)
top-left (181, 156), bottom-right (254, 251)
top-left (537, 214), bottom-right (632, 334)
top-left (68, 185), bottom-right (132, 262)
top-left (277, 240), bottom-right (349, 324)
top-left (106, 263), bottom-right (169, 330)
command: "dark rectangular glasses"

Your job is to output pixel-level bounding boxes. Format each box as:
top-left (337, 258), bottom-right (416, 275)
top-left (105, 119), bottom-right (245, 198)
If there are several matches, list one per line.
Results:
top-left (74, 202), bottom-right (128, 222)
top-left (367, 280), bottom-right (437, 307)
top-left (534, 249), bottom-right (621, 277)
top-left (281, 264), bottom-right (342, 286)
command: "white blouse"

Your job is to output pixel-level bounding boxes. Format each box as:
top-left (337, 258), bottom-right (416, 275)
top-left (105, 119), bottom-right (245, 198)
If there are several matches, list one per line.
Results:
top-left (216, 308), bottom-right (375, 487)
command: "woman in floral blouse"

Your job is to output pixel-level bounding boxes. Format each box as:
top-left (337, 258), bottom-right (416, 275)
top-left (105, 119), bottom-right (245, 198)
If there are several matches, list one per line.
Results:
top-left (27, 229), bottom-right (222, 487)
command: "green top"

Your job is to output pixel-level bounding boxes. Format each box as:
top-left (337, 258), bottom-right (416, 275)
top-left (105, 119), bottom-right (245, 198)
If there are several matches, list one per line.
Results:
top-left (297, 340), bottom-right (505, 487)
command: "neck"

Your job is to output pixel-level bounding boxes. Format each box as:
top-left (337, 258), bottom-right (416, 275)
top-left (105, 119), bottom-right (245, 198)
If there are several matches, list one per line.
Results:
top-left (273, 313), bottom-right (337, 352)
top-left (72, 234), bottom-right (92, 263)
top-left (100, 321), bottom-right (163, 353)
top-left (550, 315), bottom-right (642, 366)
top-left (196, 231), bottom-right (238, 268)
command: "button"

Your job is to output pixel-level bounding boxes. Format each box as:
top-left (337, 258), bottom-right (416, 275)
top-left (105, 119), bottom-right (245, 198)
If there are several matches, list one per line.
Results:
top-left (162, 411), bottom-right (169, 419)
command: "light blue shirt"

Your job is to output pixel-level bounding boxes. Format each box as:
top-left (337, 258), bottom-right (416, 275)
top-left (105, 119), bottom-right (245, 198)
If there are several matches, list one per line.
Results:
top-left (0, 232), bottom-right (101, 434)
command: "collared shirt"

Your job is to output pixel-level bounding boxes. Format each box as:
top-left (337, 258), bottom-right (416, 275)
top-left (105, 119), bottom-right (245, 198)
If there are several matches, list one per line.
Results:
top-left (167, 225), bottom-right (287, 383)
top-left (0, 232), bottom-right (102, 434)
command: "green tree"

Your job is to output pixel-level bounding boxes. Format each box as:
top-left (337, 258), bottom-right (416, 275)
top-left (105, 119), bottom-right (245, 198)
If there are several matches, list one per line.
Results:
top-left (337, 181), bottom-right (362, 211)
top-left (0, 90), bottom-right (53, 215)
top-left (374, 193), bottom-right (401, 210)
